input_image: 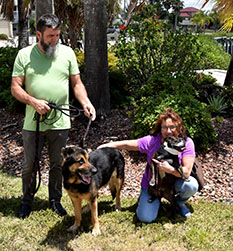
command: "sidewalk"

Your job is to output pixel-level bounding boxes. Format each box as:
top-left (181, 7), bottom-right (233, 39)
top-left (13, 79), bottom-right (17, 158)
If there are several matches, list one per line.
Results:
top-left (196, 69), bottom-right (227, 86)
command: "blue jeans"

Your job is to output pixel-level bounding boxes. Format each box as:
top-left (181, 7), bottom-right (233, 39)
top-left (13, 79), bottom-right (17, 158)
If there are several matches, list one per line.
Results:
top-left (136, 176), bottom-right (199, 223)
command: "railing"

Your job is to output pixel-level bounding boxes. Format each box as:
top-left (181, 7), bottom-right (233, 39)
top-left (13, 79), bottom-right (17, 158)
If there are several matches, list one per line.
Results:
top-left (213, 37), bottom-right (233, 55)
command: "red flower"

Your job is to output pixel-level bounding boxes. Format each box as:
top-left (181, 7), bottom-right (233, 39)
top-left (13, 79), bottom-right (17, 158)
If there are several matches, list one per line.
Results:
top-left (119, 24), bottom-right (126, 30)
top-left (154, 15), bottom-right (159, 19)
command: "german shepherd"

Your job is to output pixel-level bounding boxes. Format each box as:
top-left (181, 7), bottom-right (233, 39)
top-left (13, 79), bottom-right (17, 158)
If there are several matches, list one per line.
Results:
top-left (61, 146), bottom-right (125, 236)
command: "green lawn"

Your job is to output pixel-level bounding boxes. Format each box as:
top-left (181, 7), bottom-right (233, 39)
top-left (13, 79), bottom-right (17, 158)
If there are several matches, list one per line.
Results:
top-left (0, 170), bottom-right (232, 251)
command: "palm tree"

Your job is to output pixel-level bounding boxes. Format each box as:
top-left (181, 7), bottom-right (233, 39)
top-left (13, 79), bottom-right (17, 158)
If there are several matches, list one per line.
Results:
top-left (35, 0), bottom-right (53, 23)
top-left (171, 0), bottom-right (183, 31)
top-left (190, 11), bottom-right (210, 32)
top-left (84, 0), bottom-right (110, 116)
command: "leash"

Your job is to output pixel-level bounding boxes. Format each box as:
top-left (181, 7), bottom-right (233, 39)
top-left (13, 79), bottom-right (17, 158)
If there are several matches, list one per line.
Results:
top-left (28, 103), bottom-right (93, 197)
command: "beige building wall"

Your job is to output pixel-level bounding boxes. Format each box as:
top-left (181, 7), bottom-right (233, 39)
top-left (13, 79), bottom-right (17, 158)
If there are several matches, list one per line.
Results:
top-left (0, 16), bottom-right (13, 37)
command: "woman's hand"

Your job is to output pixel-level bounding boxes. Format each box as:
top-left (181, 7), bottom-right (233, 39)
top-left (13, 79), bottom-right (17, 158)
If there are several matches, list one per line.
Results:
top-left (152, 159), bottom-right (175, 174)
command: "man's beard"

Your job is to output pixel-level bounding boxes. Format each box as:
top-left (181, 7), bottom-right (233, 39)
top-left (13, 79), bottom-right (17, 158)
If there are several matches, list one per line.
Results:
top-left (40, 38), bottom-right (59, 58)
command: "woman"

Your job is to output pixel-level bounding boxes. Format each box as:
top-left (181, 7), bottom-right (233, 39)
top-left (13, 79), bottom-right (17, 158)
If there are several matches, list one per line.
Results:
top-left (98, 108), bottom-right (198, 222)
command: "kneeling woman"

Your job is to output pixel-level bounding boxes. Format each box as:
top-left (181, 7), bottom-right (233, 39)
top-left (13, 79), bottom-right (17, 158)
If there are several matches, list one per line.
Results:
top-left (98, 108), bottom-right (198, 222)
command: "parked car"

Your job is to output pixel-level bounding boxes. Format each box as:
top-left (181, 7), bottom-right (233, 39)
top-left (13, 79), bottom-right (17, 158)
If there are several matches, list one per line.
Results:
top-left (107, 26), bottom-right (118, 34)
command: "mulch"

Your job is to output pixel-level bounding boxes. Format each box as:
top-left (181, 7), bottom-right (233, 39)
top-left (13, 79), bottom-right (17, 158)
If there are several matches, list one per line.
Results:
top-left (0, 108), bottom-right (232, 205)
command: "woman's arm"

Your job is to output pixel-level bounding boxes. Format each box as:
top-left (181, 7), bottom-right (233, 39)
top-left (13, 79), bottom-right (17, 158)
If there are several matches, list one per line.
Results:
top-left (152, 156), bottom-right (194, 178)
top-left (98, 139), bottom-right (139, 151)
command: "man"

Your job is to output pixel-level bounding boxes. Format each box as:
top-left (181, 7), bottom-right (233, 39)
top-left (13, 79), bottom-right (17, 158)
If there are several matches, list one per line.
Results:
top-left (11, 14), bottom-right (96, 219)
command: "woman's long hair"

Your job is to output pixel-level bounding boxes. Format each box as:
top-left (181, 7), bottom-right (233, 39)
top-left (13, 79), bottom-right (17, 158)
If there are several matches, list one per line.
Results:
top-left (150, 108), bottom-right (187, 138)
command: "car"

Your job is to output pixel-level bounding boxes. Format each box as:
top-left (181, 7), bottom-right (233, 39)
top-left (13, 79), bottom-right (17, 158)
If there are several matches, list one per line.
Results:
top-left (107, 26), bottom-right (117, 34)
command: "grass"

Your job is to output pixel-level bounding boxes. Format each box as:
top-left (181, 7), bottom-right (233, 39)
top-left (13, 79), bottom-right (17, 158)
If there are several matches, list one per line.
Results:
top-left (0, 170), bottom-right (232, 251)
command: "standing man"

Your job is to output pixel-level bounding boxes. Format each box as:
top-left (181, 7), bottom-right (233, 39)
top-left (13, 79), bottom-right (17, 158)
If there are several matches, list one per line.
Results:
top-left (11, 14), bottom-right (96, 219)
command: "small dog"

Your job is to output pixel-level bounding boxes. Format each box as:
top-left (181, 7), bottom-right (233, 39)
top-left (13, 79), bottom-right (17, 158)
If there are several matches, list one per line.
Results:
top-left (61, 146), bottom-right (125, 236)
top-left (148, 136), bottom-right (187, 207)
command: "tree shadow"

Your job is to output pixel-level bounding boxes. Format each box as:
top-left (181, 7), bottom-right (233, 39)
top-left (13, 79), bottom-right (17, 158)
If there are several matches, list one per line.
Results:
top-left (0, 195), bottom-right (50, 217)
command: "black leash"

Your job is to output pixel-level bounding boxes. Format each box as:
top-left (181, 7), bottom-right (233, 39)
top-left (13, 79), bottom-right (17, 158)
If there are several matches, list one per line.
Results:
top-left (28, 102), bottom-right (92, 197)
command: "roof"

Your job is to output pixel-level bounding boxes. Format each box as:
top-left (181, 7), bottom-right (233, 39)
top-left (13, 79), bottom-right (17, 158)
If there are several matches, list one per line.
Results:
top-left (180, 7), bottom-right (200, 13)
top-left (180, 12), bottom-right (192, 17)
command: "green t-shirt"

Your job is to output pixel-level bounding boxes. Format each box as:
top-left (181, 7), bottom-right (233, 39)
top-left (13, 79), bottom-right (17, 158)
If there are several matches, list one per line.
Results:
top-left (12, 44), bottom-right (80, 131)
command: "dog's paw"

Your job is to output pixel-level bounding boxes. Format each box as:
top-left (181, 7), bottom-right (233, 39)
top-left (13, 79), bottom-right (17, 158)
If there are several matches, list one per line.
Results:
top-left (92, 227), bottom-right (101, 236)
top-left (67, 224), bottom-right (79, 233)
top-left (115, 204), bottom-right (122, 211)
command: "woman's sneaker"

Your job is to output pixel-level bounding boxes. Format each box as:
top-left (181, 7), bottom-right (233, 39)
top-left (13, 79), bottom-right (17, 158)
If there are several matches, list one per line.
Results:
top-left (176, 204), bottom-right (191, 218)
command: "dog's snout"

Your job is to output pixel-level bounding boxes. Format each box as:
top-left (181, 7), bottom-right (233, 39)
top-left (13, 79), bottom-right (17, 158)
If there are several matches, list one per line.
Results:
top-left (91, 166), bottom-right (98, 174)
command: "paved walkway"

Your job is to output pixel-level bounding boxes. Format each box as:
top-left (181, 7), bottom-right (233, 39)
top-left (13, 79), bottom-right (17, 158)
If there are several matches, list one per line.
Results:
top-left (196, 69), bottom-right (227, 86)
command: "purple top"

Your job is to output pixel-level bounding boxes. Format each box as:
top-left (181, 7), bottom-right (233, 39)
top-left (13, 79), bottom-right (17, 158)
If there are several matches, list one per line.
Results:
top-left (138, 134), bottom-right (195, 189)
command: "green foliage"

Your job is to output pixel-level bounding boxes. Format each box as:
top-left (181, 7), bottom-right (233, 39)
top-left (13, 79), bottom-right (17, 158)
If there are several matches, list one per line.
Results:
top-left (131, 88), bottom-right (216, 150)
top-left (0, 33), bottom-right (8, 40)
top-left (207, 95), bottom-right (228, 115)
top-left (116, 8), bottom-right (217, 150)
top-left (197, 35), bottom-right (231, 70)
top-left (0, 47), bottom-right (25, 112)
top-left (75, 49), bottom-right (130, 108)
top-left (116, 16), bottom-right (203, 94)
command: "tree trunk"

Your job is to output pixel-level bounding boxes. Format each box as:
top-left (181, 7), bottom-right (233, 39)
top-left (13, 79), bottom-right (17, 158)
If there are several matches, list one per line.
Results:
top-left (18, 0), bottom-right (29, 48)
top-left (35, 0), bottom-right (54, 23)
top-left (84, 0), bottom-right (110, 116)
top-left (224, 54), bottom-right (233, 87)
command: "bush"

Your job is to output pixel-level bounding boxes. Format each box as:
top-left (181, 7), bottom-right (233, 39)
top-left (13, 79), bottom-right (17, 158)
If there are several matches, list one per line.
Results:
top-left (0, 47), bottom-right (25, 112)
top-left (115, 6), bottom-right (217, 150)
top-left (197, 35), bottom-right (231, 70)
top-left (130, 79), bottom-right (216, 150)
top-left (0, 33), bottom-right (8, 40)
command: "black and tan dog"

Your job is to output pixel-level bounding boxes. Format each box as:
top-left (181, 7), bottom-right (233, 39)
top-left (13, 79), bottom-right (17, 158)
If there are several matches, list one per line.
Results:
top-left (61, 146), bottom-right (125, 236)
top-left (148, 136), bottom-right (188, 207)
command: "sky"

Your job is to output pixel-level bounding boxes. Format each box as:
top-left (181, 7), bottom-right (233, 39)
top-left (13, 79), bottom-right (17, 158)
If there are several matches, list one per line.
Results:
top-left (183, 0), bottom-right (215, 11)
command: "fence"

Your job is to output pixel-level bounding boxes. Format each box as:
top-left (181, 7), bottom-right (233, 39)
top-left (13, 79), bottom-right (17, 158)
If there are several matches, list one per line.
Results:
top-left (213, 37), bottom-right (233, 55)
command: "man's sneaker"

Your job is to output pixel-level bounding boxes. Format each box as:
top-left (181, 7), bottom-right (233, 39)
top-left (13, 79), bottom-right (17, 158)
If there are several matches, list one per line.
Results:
top-left (50, 200), bottom-right (67, 216)
top-left (18, 204), bottom-right (31, 219)
top-left (176, 204), bottom-right (191, 218)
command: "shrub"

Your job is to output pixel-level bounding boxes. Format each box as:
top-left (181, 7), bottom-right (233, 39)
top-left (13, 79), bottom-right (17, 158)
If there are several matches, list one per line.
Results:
top-left (197, 35), bottom-right (231, 70)
top-left (207, 95), bottom-right (228, 116)
top-left (115, 6), bottom-right (217, 150)
top-left (0, 47), bottom-right (24, 112)
top-left (130, 80), bottom-right (216, 150)
top-left (0, 33), bottom-right (8, 40)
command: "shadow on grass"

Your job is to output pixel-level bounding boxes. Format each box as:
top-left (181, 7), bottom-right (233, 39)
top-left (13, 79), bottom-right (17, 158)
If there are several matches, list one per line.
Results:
top-left (40, 199), bottom-right (193, 250)
top-left (0, 195), bottom-right (52, 217)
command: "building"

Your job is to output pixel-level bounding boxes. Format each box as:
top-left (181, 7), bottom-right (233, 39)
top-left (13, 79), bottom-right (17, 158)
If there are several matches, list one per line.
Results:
top-left (0, 14), bottom-right (13, 37)
top-left (179, 7), bottom-right (200, 30)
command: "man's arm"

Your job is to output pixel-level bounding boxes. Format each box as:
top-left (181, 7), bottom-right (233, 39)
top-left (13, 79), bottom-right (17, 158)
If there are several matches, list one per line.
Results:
top-left (70, 74), bottom-right (96, 120)
top-left (11, 76), bottom-right (50, 115)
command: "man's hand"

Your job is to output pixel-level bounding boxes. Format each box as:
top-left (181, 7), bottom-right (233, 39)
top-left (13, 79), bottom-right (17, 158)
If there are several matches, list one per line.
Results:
top-left (83, 103), bottom-right (96, 121)
top-left (32, 99), bottom-right (51, 115)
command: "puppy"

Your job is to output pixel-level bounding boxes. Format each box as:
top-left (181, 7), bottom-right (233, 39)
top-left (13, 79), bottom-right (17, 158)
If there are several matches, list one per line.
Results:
top-left (148, 136), bottom-right (187, 207)
top-left (61, 146), bottom-right (125, 236)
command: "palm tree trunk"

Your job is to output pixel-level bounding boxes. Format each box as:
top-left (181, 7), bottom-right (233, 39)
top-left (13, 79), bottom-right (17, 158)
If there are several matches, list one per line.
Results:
top-left (18, 0), bottom-right (29, 48)
top-left (35, 0), bottom-right (54, 23)
top-left (224, 54), bottom-right (233, 86)
top-left (84, 0), bottom-right (110, 116)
